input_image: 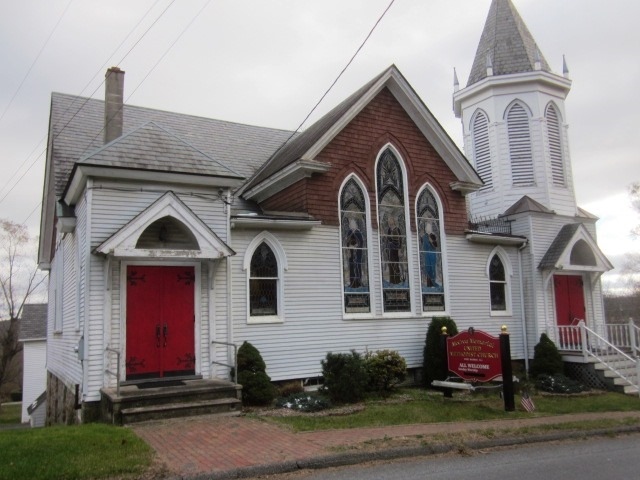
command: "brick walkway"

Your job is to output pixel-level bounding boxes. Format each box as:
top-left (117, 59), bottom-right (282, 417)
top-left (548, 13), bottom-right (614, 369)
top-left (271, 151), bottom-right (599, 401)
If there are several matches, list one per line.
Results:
top-left (131, 411), bottom-right (640, 477)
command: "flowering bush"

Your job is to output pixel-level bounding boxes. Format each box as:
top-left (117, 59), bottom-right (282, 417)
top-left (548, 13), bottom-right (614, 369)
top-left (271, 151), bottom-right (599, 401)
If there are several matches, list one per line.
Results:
top-left (275, 392), bottom-right (331, 412)
top-left (535, 373), bottom-right (584, 394)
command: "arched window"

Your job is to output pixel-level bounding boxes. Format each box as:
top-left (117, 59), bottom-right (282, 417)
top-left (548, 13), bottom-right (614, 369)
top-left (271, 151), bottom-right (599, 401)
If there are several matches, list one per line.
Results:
top-left (471, 110), bottom-right (492, 189)
top-left (249, 242), bottom-right (279, 317)
top-left (376, 148), bottom-right (410, 312)
top-left (416, 187), bottom-right (445, 312)
top-left (545, 103), bottom-right (565, 186)
top-left (340, 178), bottom-right (370, 314)
top-left (570, 239), bottom-right (597, 266)
top-left (489, 254), bottom-right (507, 312)
top-left (506, 102), bottom-right (534, 186)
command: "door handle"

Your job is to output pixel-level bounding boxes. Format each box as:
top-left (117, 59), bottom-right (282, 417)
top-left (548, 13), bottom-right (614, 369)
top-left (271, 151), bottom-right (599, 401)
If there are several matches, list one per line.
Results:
top-left (163, 323), bottom-right (168, 347)
top-left (156, 324), bottom-right (161, 348)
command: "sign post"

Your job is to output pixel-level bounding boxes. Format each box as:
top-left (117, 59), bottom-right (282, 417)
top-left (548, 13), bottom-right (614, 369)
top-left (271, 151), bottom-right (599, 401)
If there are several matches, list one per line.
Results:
top-left (500, 326), bottom-right (515, 411)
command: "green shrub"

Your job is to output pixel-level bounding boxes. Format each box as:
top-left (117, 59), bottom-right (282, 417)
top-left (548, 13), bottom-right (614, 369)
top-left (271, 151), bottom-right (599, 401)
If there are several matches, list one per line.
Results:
top-left (365, 349), bottom-right (407, 396)
top-left (321, 351), bottom-right (368, 403)
top-left (529, 333), bottom-right (564, 378)
top-left (423, 316), bottom-right (458, 388)
top-left (278, 381), bottom-right (304, 398)
top-left (535, 373), bottom-right (585, 394)
top-left (236, 341), bottom-right (275, 406)
top-left (275, 392), bottom-right (332, 412)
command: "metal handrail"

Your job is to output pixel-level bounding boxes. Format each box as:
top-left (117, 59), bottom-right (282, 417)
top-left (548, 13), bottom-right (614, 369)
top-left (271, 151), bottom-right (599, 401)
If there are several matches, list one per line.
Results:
top-left (211, 340), bottom-right (238, 385)
top-left (105, 347), bottom-right (121, 396)
top-left (579, 321), bottom-right (639, 397)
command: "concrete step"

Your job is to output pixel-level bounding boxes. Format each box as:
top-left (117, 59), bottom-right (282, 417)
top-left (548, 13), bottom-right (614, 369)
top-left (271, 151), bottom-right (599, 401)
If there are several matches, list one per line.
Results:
top-left (624, 385), bottom-right (639, 395)
top-left (121, 397), bottom-right (241, 424)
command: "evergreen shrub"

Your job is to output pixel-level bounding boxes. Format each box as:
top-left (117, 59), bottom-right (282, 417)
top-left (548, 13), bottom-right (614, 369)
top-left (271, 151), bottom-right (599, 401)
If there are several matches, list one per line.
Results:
top-left (529, 333), bottom-right (564, 378)
top-left (321, 351), bottom-right (368, 403)
top-left (423, 316), bottom-right (458, 388)
top-left (365, 349), bottom-right (407, 396)
top-left (236, 341), bottom-right (275, 406)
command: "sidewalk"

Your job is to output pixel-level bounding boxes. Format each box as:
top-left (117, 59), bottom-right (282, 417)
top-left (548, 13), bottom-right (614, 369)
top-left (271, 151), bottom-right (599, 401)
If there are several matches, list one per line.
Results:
top-left (131, 410), bottom-right (640, 479)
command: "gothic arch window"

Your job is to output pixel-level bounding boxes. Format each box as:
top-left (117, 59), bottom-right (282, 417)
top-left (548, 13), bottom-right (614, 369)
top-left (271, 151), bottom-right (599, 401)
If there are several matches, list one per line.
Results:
top-left (135, 216), bottom-right (199, 250)
top-left (487, 248), bottom-right (512, 315)
top-left (339, 177), bottom-right (371, 314)
top-left (471, 110), bottom-right (492, 189)
top-left (416, 186), bottom-right (445, 312)
top-left (506, 102), bottom-right (534, 187)
top-left (376, 147), bottom-right (411, 312)
top-left (545, 103), bottom-right (565, 186)
top-left (244, 232), bottom-right (287, 323)
top-left (570, 239), bottom-right (597, 266)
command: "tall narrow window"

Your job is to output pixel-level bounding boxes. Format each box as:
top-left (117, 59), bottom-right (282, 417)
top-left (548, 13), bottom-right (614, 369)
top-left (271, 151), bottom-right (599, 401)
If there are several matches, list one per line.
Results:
top-left (471, 110), bottom-right (492, 189)
top-left (489, 254), bottom-right (507, 312)
top-left (417, 187), bottom-right (445, 312)
top-left (249, 242), bottom-right (278, 316)
top-left (377, 148), bottom-right (410, 312)
top-left (507, 102), bottom-right (534, 186)
top-left (545, 103), bottom-right (565, 186)
top-left (340, 178), bottom-right (370, 314)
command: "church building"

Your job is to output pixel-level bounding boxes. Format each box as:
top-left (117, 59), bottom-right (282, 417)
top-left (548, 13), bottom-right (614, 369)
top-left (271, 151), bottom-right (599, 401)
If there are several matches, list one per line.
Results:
top-left (38, 0), bottom-right (619, 424)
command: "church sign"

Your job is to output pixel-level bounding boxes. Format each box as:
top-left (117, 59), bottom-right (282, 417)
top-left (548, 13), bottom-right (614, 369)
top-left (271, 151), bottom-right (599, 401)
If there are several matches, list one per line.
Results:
top-left (446, 329), bottom-right (501, 381)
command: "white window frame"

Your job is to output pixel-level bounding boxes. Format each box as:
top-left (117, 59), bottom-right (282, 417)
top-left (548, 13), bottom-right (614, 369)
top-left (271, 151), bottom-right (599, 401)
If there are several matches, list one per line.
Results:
top-left (487, 246), bottom-right (513, 316)
top-left (415, 183), bottom-right (449, 316)
top-left (243, 231), bottom-right (287, 324)
top-left (339, 174), bottom-right (375, 319)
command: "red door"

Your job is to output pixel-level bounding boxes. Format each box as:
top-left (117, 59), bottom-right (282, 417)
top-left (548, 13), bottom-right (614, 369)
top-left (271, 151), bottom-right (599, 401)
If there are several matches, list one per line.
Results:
top-left (126, 266), bottom-right (195, 380)
top-left (554, 275), bottom-right (586, 346)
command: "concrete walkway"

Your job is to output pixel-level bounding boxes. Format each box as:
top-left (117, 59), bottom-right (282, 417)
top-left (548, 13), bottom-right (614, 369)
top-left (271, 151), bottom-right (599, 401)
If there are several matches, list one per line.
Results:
top-left (131, 410), bottom-right (640, 479)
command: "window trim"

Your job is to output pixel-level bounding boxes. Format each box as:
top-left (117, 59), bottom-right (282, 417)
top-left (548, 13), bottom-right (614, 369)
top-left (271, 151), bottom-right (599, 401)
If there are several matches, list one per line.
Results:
top-left (415, 183), bottom-right (449, 316)
top-left (487, 246), bottom-right (513, 316)
top-left (338, 174), bottom-right (375, 319)
top-left (243, 231), bottom-right (287, 324)
top-left (374, 144), bottom-right (414, 316)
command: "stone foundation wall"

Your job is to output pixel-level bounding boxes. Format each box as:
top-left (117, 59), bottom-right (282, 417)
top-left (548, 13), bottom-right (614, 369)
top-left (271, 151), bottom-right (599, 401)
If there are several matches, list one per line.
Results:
top-left (46, 371), bottom-right (80, 426)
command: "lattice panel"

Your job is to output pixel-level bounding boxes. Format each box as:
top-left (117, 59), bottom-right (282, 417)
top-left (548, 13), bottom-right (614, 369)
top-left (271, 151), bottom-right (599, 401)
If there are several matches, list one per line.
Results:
top-left (564, 363), bottom-right (607, 390)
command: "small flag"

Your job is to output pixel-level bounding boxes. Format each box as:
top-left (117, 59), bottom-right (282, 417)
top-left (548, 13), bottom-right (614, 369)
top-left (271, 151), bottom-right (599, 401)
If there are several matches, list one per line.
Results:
top-left (521, 391), bottom-right (536, 412)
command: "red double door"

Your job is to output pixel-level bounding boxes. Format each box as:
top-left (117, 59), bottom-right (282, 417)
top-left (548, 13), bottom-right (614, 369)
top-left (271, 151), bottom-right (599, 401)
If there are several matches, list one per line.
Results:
top-left (554, 275), bottom-right (586, 328)
top-left (126, 266), bottom-right (196, 380)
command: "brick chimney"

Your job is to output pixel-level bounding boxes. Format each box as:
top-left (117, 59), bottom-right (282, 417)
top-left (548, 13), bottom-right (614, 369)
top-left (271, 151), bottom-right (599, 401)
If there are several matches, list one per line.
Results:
top-left (104, 67), bottom-right (125, 144)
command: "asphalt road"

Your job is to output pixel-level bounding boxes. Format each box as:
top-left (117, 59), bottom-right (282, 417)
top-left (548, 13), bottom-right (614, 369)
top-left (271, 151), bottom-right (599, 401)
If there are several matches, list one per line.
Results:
top-left (289, 433), bottom-right (640, 480)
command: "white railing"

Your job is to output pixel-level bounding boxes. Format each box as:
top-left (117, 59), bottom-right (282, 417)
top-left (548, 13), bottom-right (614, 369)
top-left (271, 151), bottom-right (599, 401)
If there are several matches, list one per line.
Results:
top-left (555, 321), bottom-right (639, 397)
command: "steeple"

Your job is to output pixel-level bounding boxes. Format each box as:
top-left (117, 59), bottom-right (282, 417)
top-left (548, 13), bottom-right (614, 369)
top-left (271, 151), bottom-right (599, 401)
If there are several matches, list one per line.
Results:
top-left (467, 0), bottom-right (551, 86)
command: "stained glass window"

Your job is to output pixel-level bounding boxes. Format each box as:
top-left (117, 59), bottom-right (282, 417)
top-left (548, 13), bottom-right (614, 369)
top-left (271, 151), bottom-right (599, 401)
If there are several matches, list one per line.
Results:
top-left (417, 188), bottom-right (445, 311)
top-left (340, 179), bottom-right (370, 313)
top-left (249, 242), bottom-right (278, 316)
top-left (489, 254), bottom-right (506, 311)
top-left (377, 149), bottom-right (410, 312)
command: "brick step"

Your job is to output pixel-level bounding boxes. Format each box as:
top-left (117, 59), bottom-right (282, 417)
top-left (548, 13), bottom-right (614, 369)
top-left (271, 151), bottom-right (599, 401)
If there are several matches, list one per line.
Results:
top-left (121, 397), bottom-right (241, 424)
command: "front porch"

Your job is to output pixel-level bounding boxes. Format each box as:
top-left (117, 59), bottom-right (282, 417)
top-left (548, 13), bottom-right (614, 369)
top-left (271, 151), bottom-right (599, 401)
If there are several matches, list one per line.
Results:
top-left (101, 378), bottom-right (242, 425)
top-left (552, 321), bottom-right (640, 395)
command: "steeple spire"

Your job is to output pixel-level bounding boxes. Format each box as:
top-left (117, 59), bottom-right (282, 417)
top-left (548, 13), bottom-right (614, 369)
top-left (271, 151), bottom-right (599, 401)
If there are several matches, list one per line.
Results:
top-left (467, 0), bottom-right (551, 86)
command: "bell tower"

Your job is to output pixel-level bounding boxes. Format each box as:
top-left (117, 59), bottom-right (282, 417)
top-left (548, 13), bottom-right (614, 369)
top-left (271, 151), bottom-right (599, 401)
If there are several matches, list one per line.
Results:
top-left (453, 0), bottom-right (576, 219)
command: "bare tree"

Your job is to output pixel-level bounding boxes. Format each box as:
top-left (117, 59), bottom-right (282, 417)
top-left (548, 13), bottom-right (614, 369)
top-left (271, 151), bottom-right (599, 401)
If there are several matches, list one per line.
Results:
top-left (0, 219), bottom-right (47, 397)
top-left (623, 182), bottom-right (640, 296)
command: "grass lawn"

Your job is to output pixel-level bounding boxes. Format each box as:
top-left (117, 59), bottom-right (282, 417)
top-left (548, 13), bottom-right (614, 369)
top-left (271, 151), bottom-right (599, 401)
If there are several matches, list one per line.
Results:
top-left (264, 388), bottom-right (640, 432)
top-left (0, 424), bottom-right (154, 480)
top-left (0, 403), bottom-right (21, 424)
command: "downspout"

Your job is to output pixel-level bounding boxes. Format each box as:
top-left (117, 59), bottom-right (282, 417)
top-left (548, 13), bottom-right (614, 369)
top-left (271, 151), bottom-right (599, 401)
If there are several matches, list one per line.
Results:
top-left (517, 240), bottom-right (529, 375)
top-left (226, 190), bottom-right (234, 379)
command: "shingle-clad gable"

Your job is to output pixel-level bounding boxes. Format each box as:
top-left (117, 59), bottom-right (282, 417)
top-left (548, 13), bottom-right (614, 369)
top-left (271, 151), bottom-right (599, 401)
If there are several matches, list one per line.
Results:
top-left (467, 0), bottom-right (551, 86)
top-left (49, 93), bottom-right (293, 197)
top-left (19, 303), bottom-right (48, 341)
top-left (79, 122), bottom-right (242, 179)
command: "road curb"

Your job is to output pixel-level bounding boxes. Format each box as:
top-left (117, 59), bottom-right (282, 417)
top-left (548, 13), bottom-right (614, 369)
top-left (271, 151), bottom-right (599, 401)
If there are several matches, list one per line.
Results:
top-left (186, 425), bottom-right (640, 480)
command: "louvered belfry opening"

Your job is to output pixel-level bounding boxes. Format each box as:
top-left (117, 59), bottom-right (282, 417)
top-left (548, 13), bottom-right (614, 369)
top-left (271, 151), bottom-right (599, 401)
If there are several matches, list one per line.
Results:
top-left (472, 110), bottom-right (492, 189)
top-left (507, 103), bottom-right (534, 186)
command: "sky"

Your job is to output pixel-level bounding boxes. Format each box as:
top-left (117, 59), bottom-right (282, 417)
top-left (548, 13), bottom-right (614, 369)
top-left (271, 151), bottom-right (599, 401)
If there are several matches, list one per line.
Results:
top-left (0, 0), bottom-right (638, 291)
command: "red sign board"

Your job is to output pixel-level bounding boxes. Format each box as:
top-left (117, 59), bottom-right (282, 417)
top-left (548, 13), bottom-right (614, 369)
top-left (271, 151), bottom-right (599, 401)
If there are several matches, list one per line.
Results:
top-left (447, 329), bottom-right (501, 382)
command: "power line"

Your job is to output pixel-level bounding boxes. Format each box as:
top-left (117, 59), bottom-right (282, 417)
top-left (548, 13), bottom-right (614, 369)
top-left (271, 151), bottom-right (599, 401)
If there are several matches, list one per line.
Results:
top-left (249, 0), bottom-right (396, 185)
top-left (0, 0), bottom-right (74, 125)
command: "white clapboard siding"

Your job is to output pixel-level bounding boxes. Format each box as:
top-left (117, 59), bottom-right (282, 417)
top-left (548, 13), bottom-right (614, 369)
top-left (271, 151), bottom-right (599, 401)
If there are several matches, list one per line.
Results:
top-left (21, 341), bottom-right (47, 423)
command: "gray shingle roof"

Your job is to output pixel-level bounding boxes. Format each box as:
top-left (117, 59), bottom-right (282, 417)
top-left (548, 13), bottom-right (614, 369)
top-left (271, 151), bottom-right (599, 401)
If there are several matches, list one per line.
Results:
top-left (242, 67), bottom-right (392, 193)
top-left (467, 0), bottom-right (551, 86)
top-left (50, 93), bottom-right (294, 198)
top-left (538, 224), bottom-right (581, 269)
top-left (19, 303), bottom-right (48, 341)
top-left (503, 195), bottom-right (554, 216)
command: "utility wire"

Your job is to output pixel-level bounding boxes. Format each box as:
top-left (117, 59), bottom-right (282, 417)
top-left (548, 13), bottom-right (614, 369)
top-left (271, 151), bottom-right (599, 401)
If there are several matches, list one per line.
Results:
top-left (249, 0), bottom-right (396, 184)
top-left (0, 0), bottom-right (74, 125)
